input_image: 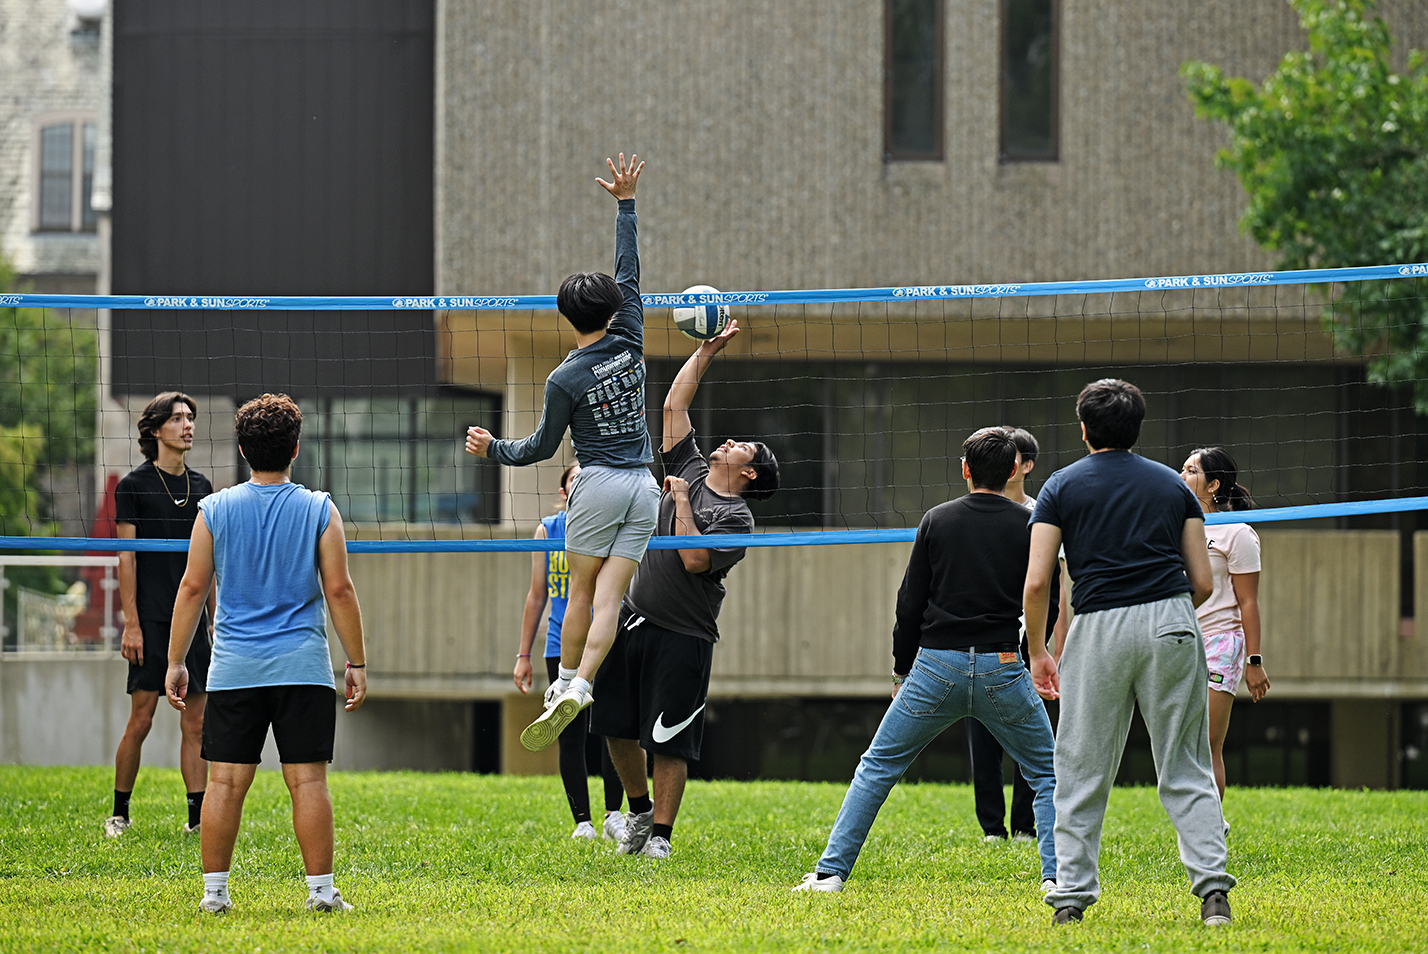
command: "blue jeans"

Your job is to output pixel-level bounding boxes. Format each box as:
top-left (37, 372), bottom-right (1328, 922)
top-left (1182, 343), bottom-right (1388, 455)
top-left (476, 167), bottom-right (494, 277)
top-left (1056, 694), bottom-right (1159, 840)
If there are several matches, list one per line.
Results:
top-left (815, 647), bottom-right (1058, 881)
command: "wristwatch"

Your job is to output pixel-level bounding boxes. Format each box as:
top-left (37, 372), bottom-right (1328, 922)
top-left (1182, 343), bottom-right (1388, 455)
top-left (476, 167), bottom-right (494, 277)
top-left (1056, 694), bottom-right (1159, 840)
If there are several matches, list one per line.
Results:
top-left (891, 672), bottom-right (907, 686)
top-left (1246, 654), bottom-right (1263, 667)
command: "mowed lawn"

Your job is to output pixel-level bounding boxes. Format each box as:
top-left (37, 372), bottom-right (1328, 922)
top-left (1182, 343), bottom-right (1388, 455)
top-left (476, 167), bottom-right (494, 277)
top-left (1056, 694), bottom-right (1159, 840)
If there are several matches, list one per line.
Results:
top-left (0, 766), bottom-right (1424, 953)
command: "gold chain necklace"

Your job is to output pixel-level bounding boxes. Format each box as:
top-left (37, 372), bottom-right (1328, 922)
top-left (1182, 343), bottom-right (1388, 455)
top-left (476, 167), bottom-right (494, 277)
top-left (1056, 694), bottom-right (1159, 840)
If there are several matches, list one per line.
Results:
top-left (155, 465), bottom-right (190, 507)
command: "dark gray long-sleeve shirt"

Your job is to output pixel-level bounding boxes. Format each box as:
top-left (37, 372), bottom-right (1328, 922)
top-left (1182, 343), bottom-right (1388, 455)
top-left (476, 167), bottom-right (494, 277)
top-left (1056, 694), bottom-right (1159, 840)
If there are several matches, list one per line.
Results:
top-left (488, 198), bottom-right (653, 469)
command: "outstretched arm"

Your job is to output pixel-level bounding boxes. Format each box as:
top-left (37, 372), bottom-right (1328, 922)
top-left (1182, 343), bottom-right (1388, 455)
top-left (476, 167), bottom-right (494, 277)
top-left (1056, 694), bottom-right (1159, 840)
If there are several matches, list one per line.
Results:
top-left (597, 153), bottom-right (645, 347)
top-left (663, 320), bottom-right (740, 452)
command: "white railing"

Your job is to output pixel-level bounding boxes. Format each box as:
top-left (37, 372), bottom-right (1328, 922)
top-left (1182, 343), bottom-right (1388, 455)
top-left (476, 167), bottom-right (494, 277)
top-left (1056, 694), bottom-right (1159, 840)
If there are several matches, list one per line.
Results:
top-left (0, 555), bottom-right (119, 652)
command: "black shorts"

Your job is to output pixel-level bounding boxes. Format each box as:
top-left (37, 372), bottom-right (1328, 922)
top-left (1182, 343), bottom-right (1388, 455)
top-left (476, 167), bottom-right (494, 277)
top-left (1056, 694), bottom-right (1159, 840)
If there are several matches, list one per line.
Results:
top-left (201, 684), bottom-right (337, 764)
top-left (590, 606), bottom-right (714, 761)
top-left (128, 618), bottom-right (210, 695)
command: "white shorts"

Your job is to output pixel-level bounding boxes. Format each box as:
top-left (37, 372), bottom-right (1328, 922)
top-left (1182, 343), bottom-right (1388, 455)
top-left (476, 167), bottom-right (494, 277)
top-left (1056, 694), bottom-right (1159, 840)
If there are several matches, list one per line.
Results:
top-left (565, 465), bottom-right (660, 562)
top-left (1203, 630), bottom-right (1245, 695)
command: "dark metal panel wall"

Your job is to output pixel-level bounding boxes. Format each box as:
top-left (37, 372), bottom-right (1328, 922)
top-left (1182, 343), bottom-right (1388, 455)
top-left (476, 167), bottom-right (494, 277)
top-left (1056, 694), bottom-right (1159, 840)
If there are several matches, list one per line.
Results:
top-left (111, 0), bottom-right (435, 395)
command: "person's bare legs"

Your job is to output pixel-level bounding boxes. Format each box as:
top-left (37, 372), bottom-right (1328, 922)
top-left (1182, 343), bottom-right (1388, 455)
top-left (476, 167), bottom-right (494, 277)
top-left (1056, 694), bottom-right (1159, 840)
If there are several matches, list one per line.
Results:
top-left (563, 553), bottom-right (640, 683)
top-left (179, 693), bottom-right (209, 795)
top-left (202, 761), bottom-right (257, 873)
top-left (282, 762), bottom-right (335, 875)
top-left (652, 754), bottom-right (688, 829)
top-left (607, 736), bottom-right (648, 799)
top-left (115, 690), bottom-right (160, 792)
top-left (1207, 689), bottom-right (1235, 800)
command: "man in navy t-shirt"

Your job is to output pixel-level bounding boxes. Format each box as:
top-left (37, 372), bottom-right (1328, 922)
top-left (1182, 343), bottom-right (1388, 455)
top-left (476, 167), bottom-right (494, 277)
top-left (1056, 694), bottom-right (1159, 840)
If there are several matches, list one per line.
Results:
top-left (1024, 379), bottom-right (1234, 927)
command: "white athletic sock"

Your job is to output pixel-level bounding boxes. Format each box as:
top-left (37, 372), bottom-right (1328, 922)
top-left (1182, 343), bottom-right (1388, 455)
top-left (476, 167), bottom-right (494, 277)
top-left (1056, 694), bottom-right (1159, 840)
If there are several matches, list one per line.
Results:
top-left (570, 676), bottom-right (592, 698)
top-left (305, 873), bottom-right (335, 903)
top-left (557, 665), bottom-right (578, 682)
top-left (202, 871), bottom-right (230, 899)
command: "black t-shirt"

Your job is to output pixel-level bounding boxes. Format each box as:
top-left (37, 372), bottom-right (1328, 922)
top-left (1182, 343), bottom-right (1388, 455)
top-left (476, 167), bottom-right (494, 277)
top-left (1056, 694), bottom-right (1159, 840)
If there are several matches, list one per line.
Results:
top-left (1029, 450), bottom-right (1203, 615)
top-left (892, 493), bottom-right (1035, 674)
top-left (624, 431), bottom-right (755, 642)
top-left (113, 461), bottom-right (214, 622)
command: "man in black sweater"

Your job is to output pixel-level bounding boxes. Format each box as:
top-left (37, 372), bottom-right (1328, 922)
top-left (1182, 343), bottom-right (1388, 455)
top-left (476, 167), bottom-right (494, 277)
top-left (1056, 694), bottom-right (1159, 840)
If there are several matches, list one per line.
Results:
top-left (794, 427), bottom-right (1060, 893)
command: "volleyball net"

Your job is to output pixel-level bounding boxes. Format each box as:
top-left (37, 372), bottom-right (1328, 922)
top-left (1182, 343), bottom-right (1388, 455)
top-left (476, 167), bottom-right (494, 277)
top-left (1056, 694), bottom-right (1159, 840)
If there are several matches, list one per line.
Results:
top-left (3, 261), bottom-right (1428, 558)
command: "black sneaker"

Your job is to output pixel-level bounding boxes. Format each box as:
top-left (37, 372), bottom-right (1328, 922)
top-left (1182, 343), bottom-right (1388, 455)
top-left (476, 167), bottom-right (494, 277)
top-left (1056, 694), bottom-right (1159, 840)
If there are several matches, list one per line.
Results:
top-left (1052, 906), bottom-right (1083, 925)
top-left (1200, 890), bottom-right (1231, 926)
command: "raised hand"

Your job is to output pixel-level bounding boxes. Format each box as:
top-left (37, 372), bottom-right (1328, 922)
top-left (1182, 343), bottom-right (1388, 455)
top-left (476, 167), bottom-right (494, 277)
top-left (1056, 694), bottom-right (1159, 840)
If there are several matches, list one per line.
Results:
top-left (596, 152), bottom-right (644, 201)
top-left (465, 426), bottom-right (494, 458)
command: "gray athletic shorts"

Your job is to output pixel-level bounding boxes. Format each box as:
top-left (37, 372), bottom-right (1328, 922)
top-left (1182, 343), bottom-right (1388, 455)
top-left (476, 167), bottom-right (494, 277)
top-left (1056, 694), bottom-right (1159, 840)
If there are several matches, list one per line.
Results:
top-left (565, 464), bottom-right (660, 562)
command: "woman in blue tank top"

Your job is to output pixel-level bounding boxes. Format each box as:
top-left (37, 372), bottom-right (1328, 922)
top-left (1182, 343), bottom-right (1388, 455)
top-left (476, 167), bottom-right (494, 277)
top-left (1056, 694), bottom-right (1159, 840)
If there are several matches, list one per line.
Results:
top-left (514, 465), bottom-right (625, 840)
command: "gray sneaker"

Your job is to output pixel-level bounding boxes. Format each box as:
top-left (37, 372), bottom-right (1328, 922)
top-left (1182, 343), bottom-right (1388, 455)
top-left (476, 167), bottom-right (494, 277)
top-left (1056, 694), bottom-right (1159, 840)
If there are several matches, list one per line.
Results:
top-left (306, 888), bottom-right (354, 913)
top-left (1052, 906), bottom-right (1083, 924)
top-left (1200, 890), bottom-right (1231, 926)
top-left (615, 810), bottom-right (653, 855)
top-left (641, 835), bottom-right (672, 859)
top-left (199, 894), bottom-right (234, 914)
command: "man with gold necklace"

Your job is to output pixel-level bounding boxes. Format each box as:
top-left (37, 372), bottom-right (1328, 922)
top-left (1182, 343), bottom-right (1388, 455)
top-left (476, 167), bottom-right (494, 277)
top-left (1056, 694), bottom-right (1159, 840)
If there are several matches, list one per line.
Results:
top-left (104, 391), bottom-right (216, 839)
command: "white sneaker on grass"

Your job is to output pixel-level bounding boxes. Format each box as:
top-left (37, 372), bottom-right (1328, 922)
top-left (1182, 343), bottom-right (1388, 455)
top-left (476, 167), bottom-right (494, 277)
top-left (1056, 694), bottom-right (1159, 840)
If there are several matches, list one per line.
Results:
top-left (103, 816), bottom-right (130, 839)
top-left (572, 821), bottom-right (598, 839)
top-left (641, 836), bottom-right (671, 859)
top-left (1041, 879), bottom-right (1057, 894)
top-left (520, 686), bottom-right (592, 752)
top-left (983, 834), bottom-right (1004, 844)
top-left (602, 812), bottom-right (626, 842)
top-left (199, 895), bottom-right (234, 914)
top-left (182, 823), bottom-right (200, 835)
top-left (616, 810), bottom-right (653, 855)
top-left (305, 889), bottom-right (353, 913)
top-left (792, 872), bottom-right (844, 893)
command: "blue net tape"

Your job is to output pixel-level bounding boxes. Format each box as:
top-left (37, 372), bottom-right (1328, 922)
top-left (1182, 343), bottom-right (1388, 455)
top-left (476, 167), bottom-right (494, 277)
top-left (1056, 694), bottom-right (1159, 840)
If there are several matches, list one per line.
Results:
top-left (6, 262), bottom-right (1426, 311)
top-left (3, 495), bottom-right (1426, 553)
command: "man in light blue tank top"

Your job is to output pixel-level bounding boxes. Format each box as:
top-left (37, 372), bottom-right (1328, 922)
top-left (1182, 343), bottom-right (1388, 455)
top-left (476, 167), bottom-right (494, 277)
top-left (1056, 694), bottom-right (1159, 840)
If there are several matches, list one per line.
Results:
top-left (165, 393), bottom-right (369, 916)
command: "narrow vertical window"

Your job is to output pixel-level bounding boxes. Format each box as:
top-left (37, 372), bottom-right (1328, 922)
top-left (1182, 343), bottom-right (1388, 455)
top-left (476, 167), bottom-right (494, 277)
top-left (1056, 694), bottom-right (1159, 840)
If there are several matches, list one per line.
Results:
top-left (885, 0), bottom-right (944, 161)
top-left (81, 122), bottom-right (98, 231)
top-left (39, 124), bottom-right (74, 230)
top-left (1000, 0), bottom-right (1058, 161)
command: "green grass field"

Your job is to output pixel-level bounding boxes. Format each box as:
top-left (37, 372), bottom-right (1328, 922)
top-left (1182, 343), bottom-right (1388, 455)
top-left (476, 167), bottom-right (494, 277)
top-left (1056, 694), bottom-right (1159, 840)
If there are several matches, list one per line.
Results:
top-left (0, 766), bottom-right (1424, 953)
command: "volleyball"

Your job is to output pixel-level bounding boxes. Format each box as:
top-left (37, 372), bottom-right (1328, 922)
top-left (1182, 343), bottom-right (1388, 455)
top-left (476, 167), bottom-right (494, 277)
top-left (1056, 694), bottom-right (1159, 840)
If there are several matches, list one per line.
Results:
top-left (672, 284), bottom-right (731, 340)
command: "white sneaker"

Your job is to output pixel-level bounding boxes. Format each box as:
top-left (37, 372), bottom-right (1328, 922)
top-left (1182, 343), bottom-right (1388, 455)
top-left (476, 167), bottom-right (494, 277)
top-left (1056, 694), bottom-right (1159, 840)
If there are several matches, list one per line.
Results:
top-left (1041, 878), bottom-right (1057, 894)
top-left (602, 812), bottom-right (626, 842)
top-left (199, 894), bottom-right (234, 914)
top-left (572, 821), bottom-right (598, 839)
top-left (103, 816), bottom-right (131, 839)
top-left (983, 834), bottom-right (1005, 844)
top-left (520, 686), bottom-right (593, 752)
top-left (543, 678), bottom-right (570, 708)
top-left (1012, 832), bottom-right (1036, 843)
top-left (615, 810), bottom-right (653, 855)
top-left (182, 823), bottom-right (200, 835)
top-left (641, 835), bottom-right (672, 859)
top-left (793, 872), bottom-right (844, 893)
top-left (305, 888), bottom-right (353, 912)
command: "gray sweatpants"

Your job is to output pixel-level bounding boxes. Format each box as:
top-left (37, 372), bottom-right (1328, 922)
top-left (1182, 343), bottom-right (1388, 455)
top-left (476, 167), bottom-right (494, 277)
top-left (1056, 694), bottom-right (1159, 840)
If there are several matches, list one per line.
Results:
top-left (1046, 594), bottom-right (1235, 911)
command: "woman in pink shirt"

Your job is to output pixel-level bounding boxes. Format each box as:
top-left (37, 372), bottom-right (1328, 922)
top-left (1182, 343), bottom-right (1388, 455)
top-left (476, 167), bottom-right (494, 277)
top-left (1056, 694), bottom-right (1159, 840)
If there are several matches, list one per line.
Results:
top-left (1180, 447), bottom-right (1271, 801)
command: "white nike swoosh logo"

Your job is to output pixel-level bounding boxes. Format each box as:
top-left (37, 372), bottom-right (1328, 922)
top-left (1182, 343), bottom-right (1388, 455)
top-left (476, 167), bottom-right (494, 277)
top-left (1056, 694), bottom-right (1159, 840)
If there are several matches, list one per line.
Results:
top-left (651, 704), bottom-right (706, 743)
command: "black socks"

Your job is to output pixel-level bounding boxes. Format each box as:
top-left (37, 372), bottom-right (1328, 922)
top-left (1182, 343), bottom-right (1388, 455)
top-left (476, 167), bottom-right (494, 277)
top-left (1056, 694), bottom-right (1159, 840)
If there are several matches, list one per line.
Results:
top-left (113, 790), bottom-right (131, 820)
top-left (187, 791), bottom-right (205, 828)
top-left (629, 794), bottom-right (653, 815)
top-left (652, 823), bottom-right (673, 841)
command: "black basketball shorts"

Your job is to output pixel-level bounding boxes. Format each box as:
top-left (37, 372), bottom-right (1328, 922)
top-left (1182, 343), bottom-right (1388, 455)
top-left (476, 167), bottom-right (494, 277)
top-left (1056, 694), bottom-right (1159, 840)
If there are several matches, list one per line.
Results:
top-left (201, 684), bottom-right (337, 764)
top-left (128, 618), bottom-right (210, 695)
top-left (591, 605), bottom-right (714, 761)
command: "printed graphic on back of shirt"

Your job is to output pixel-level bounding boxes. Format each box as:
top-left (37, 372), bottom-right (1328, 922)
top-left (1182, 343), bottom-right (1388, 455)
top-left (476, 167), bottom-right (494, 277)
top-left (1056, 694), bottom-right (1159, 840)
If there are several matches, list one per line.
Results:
top-left (583, 352), bottom-right (647, 438)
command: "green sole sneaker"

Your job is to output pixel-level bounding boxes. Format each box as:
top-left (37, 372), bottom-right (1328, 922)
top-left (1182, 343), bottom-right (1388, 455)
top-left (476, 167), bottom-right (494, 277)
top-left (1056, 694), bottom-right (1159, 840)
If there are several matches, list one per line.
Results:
top-left (520, 688), bottom-right (592, 751)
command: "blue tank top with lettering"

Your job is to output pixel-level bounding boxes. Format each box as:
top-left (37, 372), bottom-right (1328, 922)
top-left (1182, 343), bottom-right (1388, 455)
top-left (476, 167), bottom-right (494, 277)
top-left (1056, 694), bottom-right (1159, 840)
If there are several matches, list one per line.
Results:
top-left (543, 511), bottom-right (569, 659)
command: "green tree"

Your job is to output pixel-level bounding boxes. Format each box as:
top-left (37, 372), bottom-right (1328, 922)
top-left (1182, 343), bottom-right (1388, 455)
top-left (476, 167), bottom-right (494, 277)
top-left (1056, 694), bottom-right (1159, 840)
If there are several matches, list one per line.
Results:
top-left (0, 257), bottom-right (98, 466)
top-left (1182, 0), bottom-right (1428, 408)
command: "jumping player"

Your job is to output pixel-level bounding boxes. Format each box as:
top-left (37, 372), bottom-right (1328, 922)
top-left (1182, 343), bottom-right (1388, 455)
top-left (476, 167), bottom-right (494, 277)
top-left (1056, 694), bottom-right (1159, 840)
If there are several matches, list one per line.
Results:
top-left (165, 394), bottom-right (368, 914)
top-left (515, 462), bottom-right (627, 840)
top-left (594, 320), bottom-right (779, 859)
top-left (794, 427), bottom-right (1058, 892)
top-left (1180, 446), bottom-right (1269, 801)
top-left (1025, 379), bottom-right (1234, 926)
top-left (465, 153), bottom-right (660, 752)
top-left (105, 392), bottom-right (216, 839)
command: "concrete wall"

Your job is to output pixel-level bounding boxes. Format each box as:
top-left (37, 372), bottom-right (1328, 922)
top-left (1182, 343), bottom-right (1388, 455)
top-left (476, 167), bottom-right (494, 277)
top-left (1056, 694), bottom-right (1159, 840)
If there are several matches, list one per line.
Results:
top-left (0, 0), bottom-right (103, 284)
top-left (435, 1), bottom-right (1428, 298)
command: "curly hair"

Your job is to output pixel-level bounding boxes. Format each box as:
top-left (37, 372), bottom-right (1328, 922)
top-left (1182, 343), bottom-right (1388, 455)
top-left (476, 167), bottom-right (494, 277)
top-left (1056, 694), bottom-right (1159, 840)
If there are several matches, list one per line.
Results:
top-left (235, 393), bottom-right (303, 472)
top-left (136, 392), bottom-right (197, 462)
